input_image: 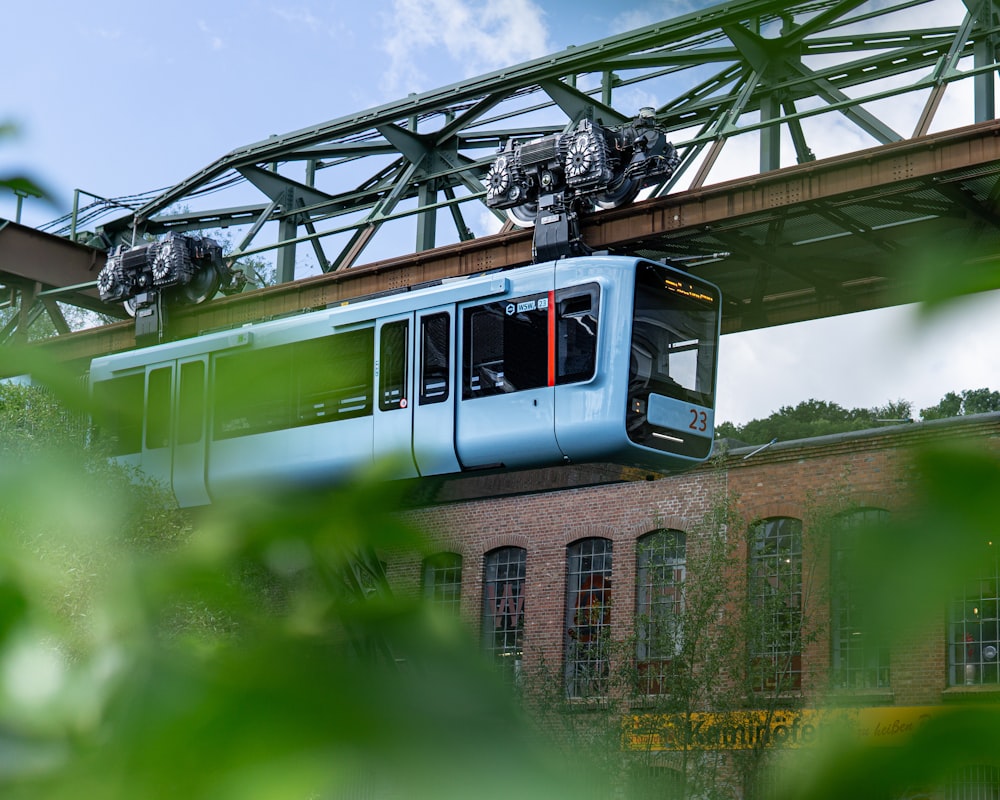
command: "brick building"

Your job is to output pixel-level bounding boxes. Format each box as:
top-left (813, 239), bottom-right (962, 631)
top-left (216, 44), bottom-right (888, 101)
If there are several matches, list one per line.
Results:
top-left (391, 412), bottom-right (1000, 798)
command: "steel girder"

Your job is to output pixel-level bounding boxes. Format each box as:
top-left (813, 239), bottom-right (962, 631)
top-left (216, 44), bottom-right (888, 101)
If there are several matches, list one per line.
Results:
top-left (28, 0), bottom-right (1000, 302)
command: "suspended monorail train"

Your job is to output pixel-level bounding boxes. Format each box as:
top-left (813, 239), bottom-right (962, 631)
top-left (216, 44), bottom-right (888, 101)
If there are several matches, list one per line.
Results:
top-left (89, 255), bottom-right (721, 507)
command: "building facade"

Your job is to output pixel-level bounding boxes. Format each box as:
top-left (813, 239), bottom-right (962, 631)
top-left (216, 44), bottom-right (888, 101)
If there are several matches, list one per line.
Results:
top-left (391, 412), bottom-right (1000, 798)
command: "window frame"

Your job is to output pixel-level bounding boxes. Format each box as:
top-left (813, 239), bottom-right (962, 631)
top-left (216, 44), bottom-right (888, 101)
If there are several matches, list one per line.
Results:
top-left (565, 537), bottom-right (613, 699)
top-left (748, 517), bottom-right (803, 692)
top-left (948, 541), bottom-right (1000, 687)
top-left (378, 319), bottom-right (409, 412)
top-left (422, 552), bottom-right (462, 615)
top-left (419, 312), bottom-right (451, 405)
top-left (482, 546), bottom-right (527, 682)
top-left (636, 529), bottom-right (686, 695)
top-left (830, 508), bottom-right (891, 690)
top-left (212, 328), bottom-right (375, 440)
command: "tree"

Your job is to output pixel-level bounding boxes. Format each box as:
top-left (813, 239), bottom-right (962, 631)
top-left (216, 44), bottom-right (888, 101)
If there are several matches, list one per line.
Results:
top-left (0, 373), bottom-right (586, 800)
top-left (920, 387), bottom-right (1000, 420)
top-left (517, 477), bottom-right (837, 800)
top-left (717, 398), bottom-right (913, 445)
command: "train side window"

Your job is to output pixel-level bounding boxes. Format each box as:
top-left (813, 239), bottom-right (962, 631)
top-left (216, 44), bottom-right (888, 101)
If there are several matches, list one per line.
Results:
top-left (145, 367), bottom-right (172, 450)
top-left (177, 361), bottom-right (205, 445)
top-left (379, 320), bottom-right (409, 411)
top-left (556, 283), bottom-right (599, 385)
top-left (214, 344), bottom-right (294, 438)
top-left (92, 374), bottom-right (144, 456)
top-left (214, 329), bottom-right (375, 440)
top-left (420, 313), bottom-right (450, 405)
top-left (462, 294), bottom-right (548, 399)
top-left (296, 329), bottom-right (373, 423)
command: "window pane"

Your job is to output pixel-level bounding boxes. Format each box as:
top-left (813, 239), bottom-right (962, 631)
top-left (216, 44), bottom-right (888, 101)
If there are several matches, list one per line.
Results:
top-left (949, 541), bottom-right (1000, 686)
top-left (463, 294), bottom-right (548, 399)
top-left (214, 343), bottom-right (294, 438)
top-left (379, 320), bottom-right (409, 411)
top-left (423, 553), bottom-right (462, 615)
top-left (145, 367), bottom-right (172, 450)
top-left (636, 529), bottom-right (686, 695)
top-left (566, 538), bottom-right (612, 698)
top-left (630, 261), bottom-right (718, 407)
top-left (946, 764), bottom-right (1000, 800)
top-left (831, 509), bottom-right (890, 689)
top-left (178, 361), bottom-right (205, 445)
top-left (93, 374), bottom-right (144, 456)
top-left (482, 547), bottom-right (526, 682)
top-left (749, 518), bottom-right (803, 691)
top-left (296, 329), bottom-right (373, 423)
top-left (556, 284), bottom-right (599, 385)
top-left (214, 330), bottom-right (374, 440)
top-left (420, 313), bottom-right (450, 405)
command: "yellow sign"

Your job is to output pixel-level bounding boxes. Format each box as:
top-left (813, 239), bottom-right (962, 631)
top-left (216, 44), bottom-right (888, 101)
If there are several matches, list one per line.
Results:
top-left (624, 706), bottom-right (938, 752)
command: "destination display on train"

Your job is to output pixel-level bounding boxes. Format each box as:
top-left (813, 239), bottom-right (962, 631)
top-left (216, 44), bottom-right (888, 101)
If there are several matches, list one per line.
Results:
top-left (663, 277), bottom-right (717, 305)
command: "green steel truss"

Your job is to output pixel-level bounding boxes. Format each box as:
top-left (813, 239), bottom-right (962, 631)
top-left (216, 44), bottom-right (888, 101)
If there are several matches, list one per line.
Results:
top-left (44, 0), bottom-right (1000, 285)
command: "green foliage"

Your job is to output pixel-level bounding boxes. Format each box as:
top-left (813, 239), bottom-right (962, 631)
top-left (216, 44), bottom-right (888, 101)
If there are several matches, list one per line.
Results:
top-left (920, 387), bottom-right (1000, 420)
top-left (0, 369), bottom-right (589, 800)
top-left (717, 398), bottom-right (913, 445)
top-left (718, 387), bottom-right (1000, 445)
top-left (1, 123), bottom-right (47, 202)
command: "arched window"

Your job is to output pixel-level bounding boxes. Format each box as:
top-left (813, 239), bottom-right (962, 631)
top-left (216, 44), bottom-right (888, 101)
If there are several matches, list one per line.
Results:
top-left (422, 552), bottom-right (462, 615)
top-left (749, 517), bottom-right (803, 692)
top-left (831, 508), bottom-right (890, 689)
top-left (482, 547), bottom-right (526, 681)
top-left (565, 538), bottom-right (612, 698)
top-left (948, 540), bottom-right (999, 687)
top-left (636, 529), bottom-right (686, 694)
top-left (946, 764), bottom-right (1000, 799)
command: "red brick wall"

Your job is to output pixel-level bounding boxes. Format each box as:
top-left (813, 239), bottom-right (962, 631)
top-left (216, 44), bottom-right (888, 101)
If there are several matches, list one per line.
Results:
top-left (395, 414), bottom-right (1000, 710)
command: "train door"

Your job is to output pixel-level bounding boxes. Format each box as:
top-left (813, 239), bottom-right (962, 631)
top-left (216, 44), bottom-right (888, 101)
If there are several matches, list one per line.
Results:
top-left (171, 356), bottom-right (211, 507)
top-left (141, 363), bottom-right (175, 496)
top-left (412, 306), bottom-right (461, 476)
top-left (374, 313), bottom-right (419, 478)
top-left (140, 358), bottom-right (210, 508)
top-left (455, 273), bottom-right (563, 469)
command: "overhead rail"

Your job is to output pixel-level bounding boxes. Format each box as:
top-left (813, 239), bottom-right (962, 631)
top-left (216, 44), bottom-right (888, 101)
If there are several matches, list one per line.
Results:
top-left (28, 0), bottom-right (1000, 279)
top-left (24, 118), bottom-right (1000, 372)
top-left (6, 0), bottom-right (1000, 354)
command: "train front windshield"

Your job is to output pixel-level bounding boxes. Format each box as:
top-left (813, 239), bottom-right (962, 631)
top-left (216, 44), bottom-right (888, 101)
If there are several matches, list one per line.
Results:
top-left (627, 261), bottom-right (721, 460)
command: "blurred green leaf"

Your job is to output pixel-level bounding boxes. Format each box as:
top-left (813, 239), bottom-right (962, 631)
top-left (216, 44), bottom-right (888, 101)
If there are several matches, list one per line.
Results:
top-left (911, 241), bottom-right (1000, 312)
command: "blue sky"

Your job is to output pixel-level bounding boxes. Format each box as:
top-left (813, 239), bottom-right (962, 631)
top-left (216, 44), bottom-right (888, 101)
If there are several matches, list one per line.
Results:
top-left (3, 0), bottom-right (1000, 425)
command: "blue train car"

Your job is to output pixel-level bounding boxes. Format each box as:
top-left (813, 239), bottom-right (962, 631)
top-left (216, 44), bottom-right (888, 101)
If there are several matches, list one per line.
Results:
top-left (89, 255), bottom-right (721, 507)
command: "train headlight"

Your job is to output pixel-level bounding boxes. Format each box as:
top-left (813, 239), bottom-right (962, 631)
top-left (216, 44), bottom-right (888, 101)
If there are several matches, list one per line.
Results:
top-left (985, 644), bottom-right (998, 661)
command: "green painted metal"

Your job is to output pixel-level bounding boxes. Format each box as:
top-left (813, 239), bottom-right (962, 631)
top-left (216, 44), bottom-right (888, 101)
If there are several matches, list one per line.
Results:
top-left (30, 0), bottom-right (1000, 297)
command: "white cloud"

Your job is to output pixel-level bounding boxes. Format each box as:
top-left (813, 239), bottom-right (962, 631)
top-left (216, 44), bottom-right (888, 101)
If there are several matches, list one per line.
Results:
top-left (82, 27), bottom-right (122, 41)
top-left (270, 6), bottom-right (323, 31)
top-left (609, 2), bottom-right (702, 35)
top-left (269, 5), bottom-right (349, 38)
top-left (197, 19), bottom-right (224, 51)
top-left (379, 0), bottom-right (552, 95)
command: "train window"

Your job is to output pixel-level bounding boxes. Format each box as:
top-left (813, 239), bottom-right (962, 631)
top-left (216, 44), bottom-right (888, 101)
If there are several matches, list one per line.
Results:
top-left (177, 361), bottom-right (205, 445)
top-left (462, 293), bottom-right (548, 399)
top-left (215, 343), bottom-right (293, 438)
top-left (214, 329), bottom-right (374, 439)
top-left (145, 367), bottom-right (172, 450)
top-left (630, 263), bottom-right (718, 408)
top-left (296, 329), bottom-right (373, 423)
top-left (92, 374), bottom-right (143, 456)
top-left (420, 313), bottom-right (450, 405)
top-left (556, 283), bottom-right (599, 385)
top-left (379, 321), bottom-right (409, 411)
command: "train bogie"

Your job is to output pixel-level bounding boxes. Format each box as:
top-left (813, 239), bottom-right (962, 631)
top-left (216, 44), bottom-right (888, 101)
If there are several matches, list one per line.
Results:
top-left (89, 256), bottom-right (721, 507)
